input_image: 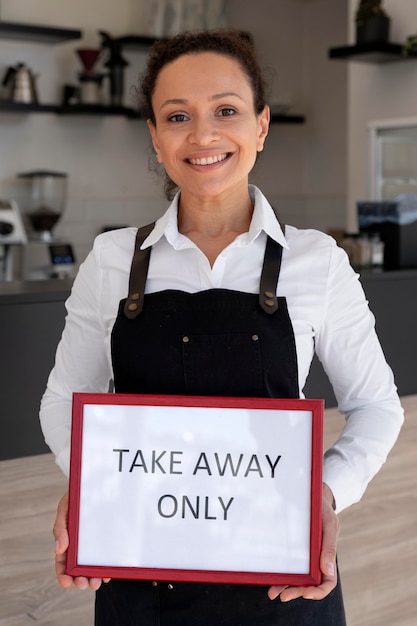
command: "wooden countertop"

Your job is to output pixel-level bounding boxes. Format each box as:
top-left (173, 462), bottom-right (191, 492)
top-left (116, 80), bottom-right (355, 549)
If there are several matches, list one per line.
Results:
top-left (1, 395), bottom-right (415, 625)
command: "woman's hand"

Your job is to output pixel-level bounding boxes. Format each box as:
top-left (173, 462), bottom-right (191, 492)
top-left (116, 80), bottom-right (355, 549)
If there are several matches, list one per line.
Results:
top-left (53, 492), bottom-right (110, 591)
top-left (268, 483), bottom-right (339, 601)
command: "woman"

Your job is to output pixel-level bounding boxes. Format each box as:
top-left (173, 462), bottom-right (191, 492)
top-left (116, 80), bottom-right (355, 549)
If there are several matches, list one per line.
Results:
top-left (41, 30), bottom-right (403, 625)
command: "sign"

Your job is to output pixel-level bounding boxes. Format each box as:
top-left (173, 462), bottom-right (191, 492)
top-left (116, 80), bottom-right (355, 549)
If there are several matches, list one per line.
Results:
top-left (67, 394), bottom-right (323, 586)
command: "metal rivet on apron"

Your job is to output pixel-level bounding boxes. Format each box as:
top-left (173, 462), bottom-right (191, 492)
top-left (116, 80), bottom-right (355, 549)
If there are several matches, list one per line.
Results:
top-left (130, 293), bottom-right (140, 301)
top-left (167, 583), bottom-right (174, 590)
top-left (182, 335), bottom-right (190, 343)
top-left (252, 334), bottom-right (259, 342)
top-left (264, 290), bottom-right (274, 298)
top-left (127, 302), bottom-right (138, 311)
top-left (151, 581), bottom-right (158, 587)
top-left (264, 299), bottom-right (275, 307)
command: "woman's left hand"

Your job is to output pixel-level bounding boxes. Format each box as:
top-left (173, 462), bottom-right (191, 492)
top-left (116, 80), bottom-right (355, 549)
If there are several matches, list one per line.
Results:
top-left (268, 483), bottom-right (339, 601)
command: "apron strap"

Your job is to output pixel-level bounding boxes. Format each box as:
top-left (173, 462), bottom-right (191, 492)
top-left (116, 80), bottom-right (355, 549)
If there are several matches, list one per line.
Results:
top-left (124, 222), bottom-right (286, 318)
top-left (259, 231), bottom-right (284, 314)
top-left (123, 222), bottom-right (154, 319)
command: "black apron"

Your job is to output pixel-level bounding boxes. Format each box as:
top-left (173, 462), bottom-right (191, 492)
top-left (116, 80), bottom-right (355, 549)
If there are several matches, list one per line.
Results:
top-left (96, 226), bottom-right (346, 626)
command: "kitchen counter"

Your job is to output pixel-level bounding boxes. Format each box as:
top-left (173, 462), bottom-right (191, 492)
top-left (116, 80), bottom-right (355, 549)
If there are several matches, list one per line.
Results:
top-left (2, 268), bottom-right (417, 460)
top-left (304, 267), bottom-right (417, 404)
top-left (0, 279), bottom-right (73, 461)
top-left (0, 278), bottom-right (73, 303)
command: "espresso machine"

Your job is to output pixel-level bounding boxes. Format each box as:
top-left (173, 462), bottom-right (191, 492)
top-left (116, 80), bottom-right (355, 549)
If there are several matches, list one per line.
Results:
top-left (17, 170), bottom-right (76, 280)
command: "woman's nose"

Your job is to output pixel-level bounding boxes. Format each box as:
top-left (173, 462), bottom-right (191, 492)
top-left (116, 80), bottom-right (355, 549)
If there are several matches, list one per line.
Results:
top-left (188, 117), bottom-right (221, 145)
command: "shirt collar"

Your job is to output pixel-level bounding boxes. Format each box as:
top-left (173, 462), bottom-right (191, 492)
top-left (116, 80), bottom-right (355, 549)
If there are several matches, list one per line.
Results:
top-left (141, 185), bottom-right (288, 250)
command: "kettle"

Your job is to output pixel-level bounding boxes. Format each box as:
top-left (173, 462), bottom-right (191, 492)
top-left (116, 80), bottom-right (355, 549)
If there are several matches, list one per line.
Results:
top-left (2, 63), bottom-right (39, 104)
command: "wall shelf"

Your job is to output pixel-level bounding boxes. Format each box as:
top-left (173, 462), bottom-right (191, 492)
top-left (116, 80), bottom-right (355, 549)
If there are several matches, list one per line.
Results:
top-left (328, 42), bottom-right (408, 64)
top-left (117, 34), bottom-right (158, 50)
top-left (271, 114), bottom-right (305, 124)
top-left (57, 104), bottom-right (139, 118)
top-left (0, 27), bottom-right (305, 122)
top-left (0, 102), bottom-right (139, 117)
top-left (0, 21), bottom-right (81, 43)
top-left (0, 101), bottom-right (305, 123)
top-left (0, 101), bottom-right (57, 113)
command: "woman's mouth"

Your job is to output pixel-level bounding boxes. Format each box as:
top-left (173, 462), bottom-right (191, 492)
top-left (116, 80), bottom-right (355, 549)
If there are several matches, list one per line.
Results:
top-left (187, 153), bottom-right (230, 166)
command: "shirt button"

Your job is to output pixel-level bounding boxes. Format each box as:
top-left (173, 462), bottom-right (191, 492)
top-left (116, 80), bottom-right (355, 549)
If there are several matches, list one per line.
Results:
top-left (167, 583), bottom-right (174, 590)
top-left (182, 335), bottom-right (190, 343)
top-left (151, 581), bottom-right (158, 587)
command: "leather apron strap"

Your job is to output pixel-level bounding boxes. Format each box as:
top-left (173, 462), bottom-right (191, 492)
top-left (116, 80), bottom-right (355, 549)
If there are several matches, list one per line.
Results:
top-left (124, 222), bottom-right (285, 319)
top-left (259, 235), bottom-right (283, 314)
top-left (123, 222), bottom-right (155, 319)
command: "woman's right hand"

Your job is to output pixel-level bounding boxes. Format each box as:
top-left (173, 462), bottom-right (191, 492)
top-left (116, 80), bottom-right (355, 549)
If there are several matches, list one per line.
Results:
top-left (53, 492), bottom-right (110, 590)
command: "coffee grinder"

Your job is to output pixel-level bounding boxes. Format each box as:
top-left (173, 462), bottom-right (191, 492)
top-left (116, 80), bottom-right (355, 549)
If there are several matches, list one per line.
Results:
top-left (17, 170), bottom-right (76, 280)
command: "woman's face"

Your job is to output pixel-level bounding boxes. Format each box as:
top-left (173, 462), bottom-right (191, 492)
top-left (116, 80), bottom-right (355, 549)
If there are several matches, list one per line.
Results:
top-left (147, 52), bottom-right (269, 201)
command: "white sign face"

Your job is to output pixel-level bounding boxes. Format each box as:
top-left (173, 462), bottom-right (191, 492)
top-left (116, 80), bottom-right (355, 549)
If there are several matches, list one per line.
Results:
top-left (68, 395), bottom-right (323, 585)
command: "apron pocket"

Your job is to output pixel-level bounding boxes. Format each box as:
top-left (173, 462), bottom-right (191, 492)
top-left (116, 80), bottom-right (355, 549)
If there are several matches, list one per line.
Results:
top-left (182, 332), bottom-right (264, 397)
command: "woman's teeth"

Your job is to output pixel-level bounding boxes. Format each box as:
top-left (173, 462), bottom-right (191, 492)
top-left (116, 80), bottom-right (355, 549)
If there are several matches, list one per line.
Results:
top-left (188, 153), bottom-right (228, 166)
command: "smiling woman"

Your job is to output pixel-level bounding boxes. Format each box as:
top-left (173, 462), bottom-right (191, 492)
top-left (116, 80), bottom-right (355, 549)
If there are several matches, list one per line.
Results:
top-left (140, 30), bottom-right (269, 201)
top-left (145, 51), bottom-right (269, 235)
top-left (40, 29), bottom-right (403, 626)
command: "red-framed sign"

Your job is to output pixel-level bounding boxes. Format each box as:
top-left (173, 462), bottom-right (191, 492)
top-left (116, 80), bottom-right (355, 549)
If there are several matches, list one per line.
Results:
top-left (67, 393), bottom-right (323, 586)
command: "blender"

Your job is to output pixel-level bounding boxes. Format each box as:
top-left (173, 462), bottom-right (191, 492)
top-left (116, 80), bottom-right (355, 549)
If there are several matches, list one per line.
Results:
top-left (17, 170), bottom-right (76, 280)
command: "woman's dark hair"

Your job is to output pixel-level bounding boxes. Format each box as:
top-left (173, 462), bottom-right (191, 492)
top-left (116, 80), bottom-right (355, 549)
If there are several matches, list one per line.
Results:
top-left (139, 30), bottom-right (268, 199)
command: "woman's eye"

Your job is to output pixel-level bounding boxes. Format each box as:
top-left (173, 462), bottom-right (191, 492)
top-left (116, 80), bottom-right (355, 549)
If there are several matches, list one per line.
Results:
top-left (219, 107), bottom-right (236, 117)
top-left (168, 113), bottom-right (188, 123)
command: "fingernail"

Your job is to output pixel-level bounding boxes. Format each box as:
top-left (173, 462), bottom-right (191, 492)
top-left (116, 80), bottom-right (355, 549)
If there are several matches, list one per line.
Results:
top-left (327, 561), bottom-right (335, 576)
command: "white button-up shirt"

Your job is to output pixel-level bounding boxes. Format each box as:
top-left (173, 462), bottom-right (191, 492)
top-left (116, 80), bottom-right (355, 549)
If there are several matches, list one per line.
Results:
top-left (40, 185), bottom-right (404, 513)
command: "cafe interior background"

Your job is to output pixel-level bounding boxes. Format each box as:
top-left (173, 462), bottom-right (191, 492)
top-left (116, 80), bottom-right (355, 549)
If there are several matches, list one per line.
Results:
top-left (2, 0), bottom-right (417, 273)
top-left (0, 2), bottom-right (416, 625)
top-left (1, 0), bottom-right (417, 458)
top-left (2, 1), bottom-right (417, 452)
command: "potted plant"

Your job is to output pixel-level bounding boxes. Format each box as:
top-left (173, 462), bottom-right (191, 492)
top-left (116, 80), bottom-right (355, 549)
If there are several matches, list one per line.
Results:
top-left (355, 0), bottom-right (390, 45)
top-left (402, 33), bottom-right (417, 56)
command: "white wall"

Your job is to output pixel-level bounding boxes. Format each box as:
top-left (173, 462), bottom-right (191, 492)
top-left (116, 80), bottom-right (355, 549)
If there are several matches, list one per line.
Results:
top-left (226, 0), bottom-right (348, 231)
top-left (1, 0), bottom-right (143, 40)
top-left (0, 0), bottom-right (348, 266)
top-left (347, 0), bottom-right (417, 231)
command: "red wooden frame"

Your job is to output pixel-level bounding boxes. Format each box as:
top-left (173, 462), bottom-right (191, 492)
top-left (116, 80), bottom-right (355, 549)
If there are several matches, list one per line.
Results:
top-left (67, 393), bottom-right (323, 586)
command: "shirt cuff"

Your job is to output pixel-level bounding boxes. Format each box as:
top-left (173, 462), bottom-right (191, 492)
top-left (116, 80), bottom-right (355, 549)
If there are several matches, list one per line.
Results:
top-left (322, 455), bottom-right (365, 514)
top-left (56, 445), bottom-right (71, 478)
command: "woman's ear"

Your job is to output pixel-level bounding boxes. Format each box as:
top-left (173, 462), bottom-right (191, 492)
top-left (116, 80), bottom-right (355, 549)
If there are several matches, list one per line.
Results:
top-left (147, 119), bottom-right (163, 163)
top-left (257, 105), bottom-right (270, 152)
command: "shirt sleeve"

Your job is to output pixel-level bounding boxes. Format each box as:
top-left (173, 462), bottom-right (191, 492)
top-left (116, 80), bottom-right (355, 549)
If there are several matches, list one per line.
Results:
top-left (317, 242), bottom-right (404, 513)
top-left (39, 238), bottom-right (113, 477)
